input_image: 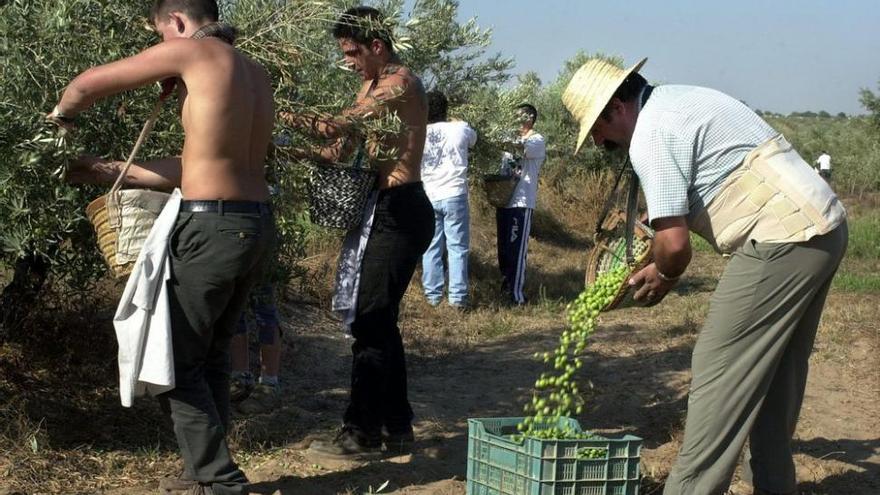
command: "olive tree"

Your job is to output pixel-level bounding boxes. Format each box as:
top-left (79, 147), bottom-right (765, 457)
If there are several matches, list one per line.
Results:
top-left (859, 80), bottom-right (880, 130)
top-left (0, 0), bottom-right (174, 332)
top-left (0, 0), bottom-right (515, 334)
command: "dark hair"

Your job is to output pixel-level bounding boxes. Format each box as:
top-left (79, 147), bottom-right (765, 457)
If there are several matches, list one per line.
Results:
top-left (517, 103), bottom-right (538, 124)
top-left (151, 0), bottom-right (219, 23)
top-left (427, 90), bottom-right (449, 123)
top-left (600, 71), bottom-right (647, 120)
top-left (332, 6), bottom-right (394, 53)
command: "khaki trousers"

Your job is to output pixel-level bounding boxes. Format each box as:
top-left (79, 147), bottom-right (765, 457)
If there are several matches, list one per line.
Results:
top-left (664, 222), bottom-right (848, 495)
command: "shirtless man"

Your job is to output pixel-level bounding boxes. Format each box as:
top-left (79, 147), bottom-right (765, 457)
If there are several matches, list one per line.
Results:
top-left (285, 6), bottom-right (434, 459)
top-left (58, 1), bottom-right (274, 493)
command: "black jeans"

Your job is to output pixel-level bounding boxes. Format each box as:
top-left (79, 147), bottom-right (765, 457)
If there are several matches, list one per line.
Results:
top-left (158, 208), bottom-right (276, 495)
top-left (343, 182), bottom-right (434, 440)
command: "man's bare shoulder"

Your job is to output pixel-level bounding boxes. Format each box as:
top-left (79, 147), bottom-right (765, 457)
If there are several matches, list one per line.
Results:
top-left (153, 38), bottom-right (235, 74)
top-left (174, 37), bottom-right (263, 68)
top-left (379, 64), bottom-right (422, 89)
top-left (239, 51), bottom-right (270, 80)
top-left (184, 40), bottom-right (269, 83)
top-left (159, 37), bottom-right (213, 56)
top-left (132, 37), bottom-right (202, 66)
top-left (375, 64), bottom-right (425, 102)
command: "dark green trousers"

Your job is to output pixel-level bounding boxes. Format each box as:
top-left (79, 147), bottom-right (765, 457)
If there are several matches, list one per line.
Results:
top-left (158, 209), bottom-right (275, 495)
top-left (664, 222), bottom-right (848, 495)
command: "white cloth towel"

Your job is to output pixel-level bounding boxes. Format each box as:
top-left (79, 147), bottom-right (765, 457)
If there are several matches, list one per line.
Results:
top-left (331, 190), bottom-right (379, 332)
top-left (113, 188), bottom-right (181, 407)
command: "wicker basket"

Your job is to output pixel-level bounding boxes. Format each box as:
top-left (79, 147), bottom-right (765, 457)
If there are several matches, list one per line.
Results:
top-left (86, 99), bottom-right (167, 278)
top-left (307, 162), bottom-right (377, 230)
top-left (86, 190), bottom-right (170, 278)
top-left (482, 174), bottom-right (519, 208)
top-left (585, 209), bottom-right (655, 311)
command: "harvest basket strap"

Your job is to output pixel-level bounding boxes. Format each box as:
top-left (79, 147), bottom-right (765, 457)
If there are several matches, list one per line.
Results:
top-left (351, 142), bottom-right (366, 170)
top-left (593, 157), bottom-right (631, 235)
top-left (624, 172), bottom-right (640, 264)
top-left (106, 99), bottom-right (164, 228)
top-left (109, 98), bottom-right (164, 196)
top-left (344, 75), bottom-right (378, 172)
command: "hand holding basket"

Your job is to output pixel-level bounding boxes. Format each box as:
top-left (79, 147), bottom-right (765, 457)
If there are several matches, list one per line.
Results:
top-left (585, 209), bottom-right (654, 311)
top-left (584, 160), bottom-right (655, 311)
top-left (85, 99), bottom-right (170, 278)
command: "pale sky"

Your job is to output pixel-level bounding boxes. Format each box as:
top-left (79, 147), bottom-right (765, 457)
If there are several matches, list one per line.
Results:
top-left (447, 0), bottom-right (879, 115)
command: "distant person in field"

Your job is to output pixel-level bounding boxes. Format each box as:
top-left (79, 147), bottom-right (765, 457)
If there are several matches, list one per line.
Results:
top-left (815, 150), bottom-right (832, 180)
top-left (282, 6), bottom-right (433, 460)
top-left (496, 103), bottom-right (546, 306)
top-left (419, 90), bottom-right (477, 309)
top-left (563, 57), bottom-right (847, 495)
top-left (60, 0), bottom-right (275, 493)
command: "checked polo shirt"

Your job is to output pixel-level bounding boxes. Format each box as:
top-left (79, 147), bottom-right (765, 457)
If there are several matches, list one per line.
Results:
top-left (629, 85), bottom-right (777, 223)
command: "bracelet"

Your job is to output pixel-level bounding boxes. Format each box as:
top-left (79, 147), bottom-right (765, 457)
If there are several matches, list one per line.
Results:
top-left (656, 269), bottom-right (681, 282)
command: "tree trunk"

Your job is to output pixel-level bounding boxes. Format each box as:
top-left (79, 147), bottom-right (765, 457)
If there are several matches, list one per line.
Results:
top-left (0, 254), bottom-right (49, 340)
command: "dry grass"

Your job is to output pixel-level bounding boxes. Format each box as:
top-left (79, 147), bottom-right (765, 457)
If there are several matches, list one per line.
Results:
top-left (0, 292), bottom-right (179, 494)
top-left (1, 174), bottom-right (877, 494)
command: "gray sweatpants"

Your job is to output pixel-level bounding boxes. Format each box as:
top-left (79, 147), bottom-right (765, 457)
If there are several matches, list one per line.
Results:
top-left (663, 222), bottom-right (848, 495)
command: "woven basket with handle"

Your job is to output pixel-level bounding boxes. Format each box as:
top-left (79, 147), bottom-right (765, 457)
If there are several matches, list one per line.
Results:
top-left (306, 160), bottom-right (377, 230)
top-left (482, 173), bottom-right (519, 208)
top-left (585, 209), bottom-right (654, 310)
top-left (85, 99), bottom-right (169, 278)
top-left (584, 160), bottom-right (655, 311)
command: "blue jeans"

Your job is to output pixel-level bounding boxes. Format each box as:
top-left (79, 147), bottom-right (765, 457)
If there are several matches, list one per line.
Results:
top-left (421, 194), bottom-right (470, 305)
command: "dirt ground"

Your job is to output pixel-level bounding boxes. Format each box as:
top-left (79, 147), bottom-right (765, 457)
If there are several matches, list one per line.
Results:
top-left (98, 241), bottom-right (879, 495)
top-left (2, 191), bottom-right (878, 495)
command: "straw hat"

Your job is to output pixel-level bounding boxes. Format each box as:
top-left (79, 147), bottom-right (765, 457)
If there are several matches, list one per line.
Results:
top-left (562, 57), bottom-right (647, 154)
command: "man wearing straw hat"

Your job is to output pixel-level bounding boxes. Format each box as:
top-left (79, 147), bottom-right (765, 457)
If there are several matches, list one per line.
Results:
top-left (58, 1), bottom-right (275, 493)
top-left (563, 58), bottom-right (847, 495)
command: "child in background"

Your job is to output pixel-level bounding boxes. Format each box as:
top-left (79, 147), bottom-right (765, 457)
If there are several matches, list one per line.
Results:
top-left (230, 283), bottom-right (283, 414)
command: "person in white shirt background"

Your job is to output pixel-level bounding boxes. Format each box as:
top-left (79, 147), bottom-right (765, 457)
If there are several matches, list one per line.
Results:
top-left (815, 150), bottom-right (832, 180)
top-left (420, 90), bottom-right (478, 309)
top-left (496, 104), bottom-right (546, 306)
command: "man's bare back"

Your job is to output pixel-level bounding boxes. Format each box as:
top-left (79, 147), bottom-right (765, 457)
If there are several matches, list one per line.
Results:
top-left (60, 32), bottom-right (273, 202)
top-left (174, 37), bottom-right (273, 201)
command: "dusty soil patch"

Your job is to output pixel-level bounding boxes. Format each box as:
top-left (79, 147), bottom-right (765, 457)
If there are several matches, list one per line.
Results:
top-left (3, 187), bottom-right (878, 495)
top-left (103, 250), bottom-right (878, 495)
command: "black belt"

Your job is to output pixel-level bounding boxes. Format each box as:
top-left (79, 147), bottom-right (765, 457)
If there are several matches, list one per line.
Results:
top-left (180, 200), bottom-right (271, 215)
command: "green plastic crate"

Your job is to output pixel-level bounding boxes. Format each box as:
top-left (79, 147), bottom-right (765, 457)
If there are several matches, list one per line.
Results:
top-left (466, 417), bottom-right (642, 495)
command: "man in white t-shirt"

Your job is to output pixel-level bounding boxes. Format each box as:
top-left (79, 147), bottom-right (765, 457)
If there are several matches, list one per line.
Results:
top-left (815, 151), bottom-right (831, 180)
top-left (496, 104), bottom-right (546, 305)
top-left (420, 90), bottom-right (478, 308)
